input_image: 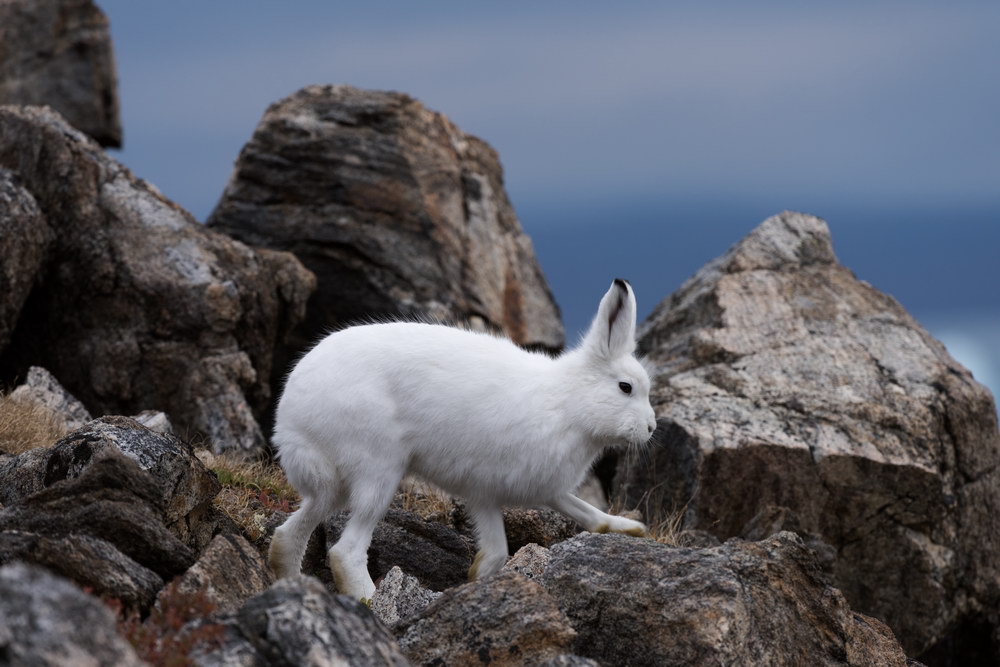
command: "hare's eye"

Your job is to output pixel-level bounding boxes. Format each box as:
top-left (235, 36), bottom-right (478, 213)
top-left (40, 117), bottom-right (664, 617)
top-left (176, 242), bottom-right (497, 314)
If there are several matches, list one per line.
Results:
top-left (619, 381), bottom-right (632, 395)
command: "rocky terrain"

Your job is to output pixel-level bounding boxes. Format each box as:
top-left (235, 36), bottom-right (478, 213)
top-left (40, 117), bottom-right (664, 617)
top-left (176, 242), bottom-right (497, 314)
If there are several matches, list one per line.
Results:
top-left (1, 1), bottom-right (998, 665)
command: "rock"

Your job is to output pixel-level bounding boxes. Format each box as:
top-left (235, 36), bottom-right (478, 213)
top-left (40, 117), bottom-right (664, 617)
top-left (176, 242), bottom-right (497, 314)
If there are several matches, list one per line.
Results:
top-left (165, 533), bottom-right (273, 617)
top-left (397, 570), bottom-right (576, 666)
top-left (131, 409), bottom-right (173, 434)
top-left (0, 562), bottom-right (143, 666)
top-left (0, 105), bottom-right (315, 455)
top-left (0, 531), bottom-right (163, 610)
top-left (207, 85), bottom-right (564, 385)
top-left (538, 532), bottom-right (909, 666)
top-left (42, 417), bottom-right (222, 551)
top-left (0, 442), bottom-right (51, 504)
top-left (616, 212), bottom-right (1000, 661)
top-left (193, 575), bottom-right (409, 666)
top-left (325, 507), bottom-right (475, 592)
top-left (370, 566), bottom-right (441, 629)
top-left (0, 452), bottom-right (195, 581)
top-left (8, 366), bottom-right (92, 433)
top-left (0, 0), bottom-right (121, 147)
top-left (502, 543), bottom-right (552, 581)
top-left (0, 169), bottom-right (51, 352)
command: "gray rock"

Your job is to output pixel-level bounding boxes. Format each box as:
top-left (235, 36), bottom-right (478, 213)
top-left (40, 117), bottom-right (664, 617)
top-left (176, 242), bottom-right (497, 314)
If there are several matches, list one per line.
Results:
top-left (8, 366), bottom-right (92, 433)
top-left (0, 169), bottom-right (51, 352)
top-left (325, 507), bottom-right (475, 592)
top-left (193, 575), bottom-right (409, 666)
top-left (0, 105), bottom-right (315, 455)
top-left (131, 409), bottom-right (173, 434)
top-left (370, 565), bottom-right (441, 629)
top-left (538, 532), bottom-right (909, 666)
top-left (0, 452), bottom-right (195, 581)
top-left (502, 542), bottom-right (552, 581)
top-left (165, 533), bottom-right (273, 617)
top-left (24, 416), bottom-right (221, 550)
top-left (208, 85), bottom-right (564, 386)
top-left (0, 0), bottom-right (121, 146)
top-left (397, 570), bottom-right (576, 666)
top-left (0, 531), bottom-right (163, 610)
top-left (616, 211), bottom-right (1000, 661)
top-left (0, 562), bottom-right (142, 666)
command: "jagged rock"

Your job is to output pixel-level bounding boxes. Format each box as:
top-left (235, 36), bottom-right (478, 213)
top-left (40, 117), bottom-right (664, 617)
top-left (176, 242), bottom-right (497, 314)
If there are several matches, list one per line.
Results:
top-left (0, 170), bottom-right (51, 352)
top-left (615, 212), bottom-right (1000, 661)
top-left (165, 533), bottom-right (273, 617)
top-left (0, 452), bottom-right (194, 581)
top-left (502, 543), bottom-right (552, 581)
top-left (0, 0), bottom-right (121, 147)
top-left (0, 562), bottom-right (143, 666)
top-left (1, 416), bottom-right (222, 550)
top-left (397, 570), bottom-right (576, 666)
top-left (207, 85), bottom-right (564, 388)
top-left (538, 532), bottom-right (909, 666)
top-left (8, 366), bottom-right (92, 433)
top-left (0, 531), bottom-right (163, 610)
top-left (540, 657), bottom-right (600, 667)
top-left (325, 507), bottom-right (475, 592)
top-left (370, 565), bottom-right (441, 629)
top-left (0, 105), bottom-right (315, 454)
top-left (193, 575), bottom-right (409, 666)
top-left (131, 409), bottom-right (173, 434)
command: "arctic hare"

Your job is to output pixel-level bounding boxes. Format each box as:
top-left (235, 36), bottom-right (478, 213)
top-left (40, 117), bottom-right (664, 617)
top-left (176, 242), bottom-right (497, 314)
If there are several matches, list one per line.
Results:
top-left (269, 279), bottom-right (656, 599)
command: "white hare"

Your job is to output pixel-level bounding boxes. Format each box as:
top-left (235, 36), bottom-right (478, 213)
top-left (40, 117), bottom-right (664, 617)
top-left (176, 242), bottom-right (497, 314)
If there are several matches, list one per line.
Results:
top-left (268, 279), bottom-right (656, 599)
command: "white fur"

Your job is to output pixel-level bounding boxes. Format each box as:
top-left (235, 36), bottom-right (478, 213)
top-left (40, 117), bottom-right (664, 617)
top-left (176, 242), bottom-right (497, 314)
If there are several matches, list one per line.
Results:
top-left (268, 280), bottom-right (657, 599)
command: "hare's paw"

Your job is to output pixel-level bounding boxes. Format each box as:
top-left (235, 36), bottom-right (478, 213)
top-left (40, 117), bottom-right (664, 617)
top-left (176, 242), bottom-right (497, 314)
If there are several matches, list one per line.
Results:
top-left (329, 548), bottom-right (376, 601)
top-left (268, 534), bottom-right (296, 578)
top-left (594, 516), bottom-right (647, 538)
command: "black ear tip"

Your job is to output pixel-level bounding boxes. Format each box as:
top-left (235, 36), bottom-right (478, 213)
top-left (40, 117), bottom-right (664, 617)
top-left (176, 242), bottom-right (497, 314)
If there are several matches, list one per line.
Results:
top-left (613, 278), bottom-right (631, 291)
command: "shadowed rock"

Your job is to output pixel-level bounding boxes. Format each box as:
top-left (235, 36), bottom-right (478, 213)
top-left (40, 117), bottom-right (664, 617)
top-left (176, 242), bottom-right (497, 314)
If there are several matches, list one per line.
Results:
top-left (616, 211), bottom-right (1000, 662)
top-left (207, 85), bottom-right (564, 392)
top-left (0, 0), bottom-right (122, 146)
top-left (165, 533), bottom-right (273, 617)
top-left (0, 105), bottom-right (314, 454)
top-left (538, 532), bottom-right (909, 666)
top-left (0, 562), bottom-right (143, 666)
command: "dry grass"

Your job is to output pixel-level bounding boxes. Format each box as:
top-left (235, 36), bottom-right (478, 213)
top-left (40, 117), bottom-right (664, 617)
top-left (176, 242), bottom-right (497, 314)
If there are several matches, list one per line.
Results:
top-left (197, 451), bottom-right (300, 542)
top-left (398, 477), bottom-right (454, 521)
top-left (0, 392), bottom-right (66, 455)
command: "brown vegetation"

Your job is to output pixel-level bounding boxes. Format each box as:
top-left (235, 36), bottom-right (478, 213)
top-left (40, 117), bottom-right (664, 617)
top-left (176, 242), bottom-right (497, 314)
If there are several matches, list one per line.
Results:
top-left (0, 392), bottom-right (65, 455)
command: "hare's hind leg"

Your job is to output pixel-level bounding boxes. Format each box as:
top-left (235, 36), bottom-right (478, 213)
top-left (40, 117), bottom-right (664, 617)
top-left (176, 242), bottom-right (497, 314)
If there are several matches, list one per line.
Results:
top-left (269, 495), bottom-right (333, 578)
top-left (467, 505), bottom-right (509, 581)
top-left (328, 466), bottom-right (403, 601)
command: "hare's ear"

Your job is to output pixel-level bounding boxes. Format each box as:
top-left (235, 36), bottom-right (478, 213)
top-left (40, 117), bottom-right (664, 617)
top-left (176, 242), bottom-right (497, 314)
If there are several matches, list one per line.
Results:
top-left (583, 279), bottom-right (636, 359)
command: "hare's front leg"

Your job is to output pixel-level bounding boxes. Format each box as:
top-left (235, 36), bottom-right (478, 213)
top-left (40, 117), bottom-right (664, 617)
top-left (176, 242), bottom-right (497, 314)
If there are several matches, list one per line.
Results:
top-left (467, 505), bottom-right (509, 581)
top-left (549, 492), bottom-right (647, 537)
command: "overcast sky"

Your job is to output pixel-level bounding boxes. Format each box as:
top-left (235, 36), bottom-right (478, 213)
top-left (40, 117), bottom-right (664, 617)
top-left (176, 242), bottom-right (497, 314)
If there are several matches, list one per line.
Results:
top-left (97, 1), bottom-right (999, 400)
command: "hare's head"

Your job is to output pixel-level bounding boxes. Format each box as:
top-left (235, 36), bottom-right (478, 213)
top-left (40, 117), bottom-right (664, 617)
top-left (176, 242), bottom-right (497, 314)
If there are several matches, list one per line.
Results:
top-left (569, 279), bottom-right (657, 446)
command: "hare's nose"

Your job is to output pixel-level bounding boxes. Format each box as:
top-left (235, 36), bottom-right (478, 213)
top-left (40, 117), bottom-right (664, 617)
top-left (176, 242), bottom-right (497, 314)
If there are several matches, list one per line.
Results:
top-left (647, 419), bottom-right (657, 434)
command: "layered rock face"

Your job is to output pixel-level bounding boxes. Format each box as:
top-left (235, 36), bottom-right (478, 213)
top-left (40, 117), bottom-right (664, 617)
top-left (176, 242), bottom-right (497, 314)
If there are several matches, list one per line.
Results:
top-left (208, 85), bottom-right (564, 362)
top-left (616, 212), bottom-right (1000, 661)
top-left (0, 105), bottom-right (315, 453)
top-left (0, 0), bottom-right (122, 147)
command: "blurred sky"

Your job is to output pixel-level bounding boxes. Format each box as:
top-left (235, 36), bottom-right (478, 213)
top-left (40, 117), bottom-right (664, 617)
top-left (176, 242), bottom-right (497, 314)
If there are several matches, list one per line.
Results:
top-left (97, 1), bottom-right (999, 402)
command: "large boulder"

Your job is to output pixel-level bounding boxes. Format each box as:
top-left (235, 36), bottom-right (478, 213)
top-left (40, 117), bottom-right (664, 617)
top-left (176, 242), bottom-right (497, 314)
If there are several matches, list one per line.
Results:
top-left (616, 212), bottom-right (1000, 662)
top-left (0, 105), bottom-right (315, 454)
top-left (207, 84), bottom-right (564, 372)
top-left (0, 562), bottom-right (143, 666)
top-left (0, 0), bottom-right (121, 147)
top-left (537, 532), bottom-right (909, 666)
top-left (0, 169), bottom-right (51, 352)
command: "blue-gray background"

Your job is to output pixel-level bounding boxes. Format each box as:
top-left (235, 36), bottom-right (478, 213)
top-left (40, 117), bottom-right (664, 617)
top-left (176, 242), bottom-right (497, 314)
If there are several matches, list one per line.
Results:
top-left (97, 1), bottom-right (999, 402)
